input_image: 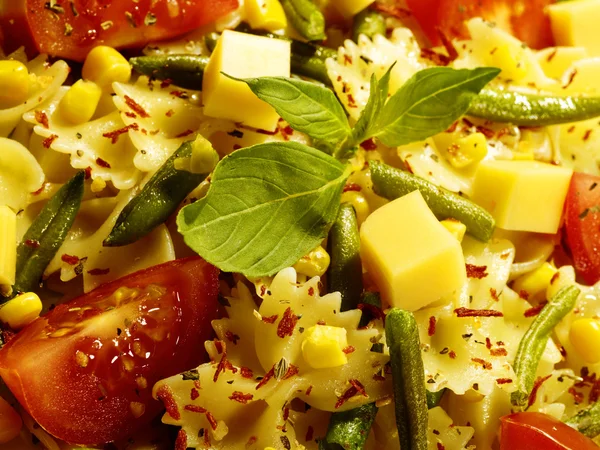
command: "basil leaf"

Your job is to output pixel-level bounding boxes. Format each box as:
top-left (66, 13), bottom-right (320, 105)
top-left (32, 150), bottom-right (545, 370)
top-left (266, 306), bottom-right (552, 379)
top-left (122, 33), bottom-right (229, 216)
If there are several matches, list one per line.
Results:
top-left (373, 67), bottom-right (501, 146)
top-left (177, 142), bottom-right (349, 277)
top-left (232, 75), bottom-right (351, 151)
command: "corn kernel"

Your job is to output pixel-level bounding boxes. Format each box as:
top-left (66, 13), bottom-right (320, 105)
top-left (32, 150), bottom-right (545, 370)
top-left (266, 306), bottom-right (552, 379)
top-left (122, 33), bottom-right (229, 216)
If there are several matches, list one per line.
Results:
top-left (445, 132), bottom-right (488, 169)
top-left (246, 0), bottom-right (288, 31)
top-left (58, 79), bottom-right (102, 125)
top-left (0, 396), bottom-right (22, 444)
top-left (341, 191), bottom-right (370, 225)
top-left (440, 218), bottom-right (466, 242)
top-left (570, 318), bottom-right (600, 364)
top-left (82, 46), bottom-right (131, 88)
top-left (293, 245), bottom-right (330, 278)
top-left (90, 177), bottom-right (107, 193)
top-left (302, 325), bottom-right (348, 369)
top-left (0, 205), bottom-right (16, 294)
top-left (0, 292), bottom-right (43, 329)
top-left (512, 262), bottom-right (557, 302)
top-left (0, 60), bottom-right (30, 108)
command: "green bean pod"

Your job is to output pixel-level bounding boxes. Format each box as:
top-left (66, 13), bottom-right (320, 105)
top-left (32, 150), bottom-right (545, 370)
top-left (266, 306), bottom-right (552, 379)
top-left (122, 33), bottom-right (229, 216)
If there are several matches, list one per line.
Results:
top-left (327, 203), bottom-right (363, 312)
top-left (280, 0), bottom-right (326, 41)
top-left (511, 285), bottom-right (580, 408)
top-left (319, 403), bottom-right (379, 450)
top-left (565, 401), bottom-right (600, 437)
top-left (426, 389), bottom-right (446, 409)
top-left (385, 308), bottom-right (429, 450)
top-left (104, 141), bottom-right (208, 247)
top-left (352, 9), bottom-right (386, 42)
top-left (468, 88), bottom-right (600, 126)
top-left (129, 55), bottom-right (209, 90)
top-left (369, 161), bottom-right (495, 242)
top-left (11, 171), bottom-right (85, 298)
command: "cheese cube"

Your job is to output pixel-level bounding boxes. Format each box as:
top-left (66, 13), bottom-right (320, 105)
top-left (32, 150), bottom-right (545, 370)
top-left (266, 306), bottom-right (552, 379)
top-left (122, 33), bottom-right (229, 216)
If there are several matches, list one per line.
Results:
top-left (202, 30), bottom-right (291, 131)
top-left (331, 0), bottom-right (376, 18)
top-left (360, 191), bottom-right (466, 311)
top-left (0, 205), bottom-right (16, 290)
top-left (549, 0), bottom-right (600, 56)
top-left (246, 0), bottom-right (287, 31)
top-left (471, 160), bottom-right (572, 234)
top-left (537, 47), bottom-right (588, 79)
top-left (302, 325), bottom-right (348, 369)
top-left (562, 57), bottom-right (600, 95)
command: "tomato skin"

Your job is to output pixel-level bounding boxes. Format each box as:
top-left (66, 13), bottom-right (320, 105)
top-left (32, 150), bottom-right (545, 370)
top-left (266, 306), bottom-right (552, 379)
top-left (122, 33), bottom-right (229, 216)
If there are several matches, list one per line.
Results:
top-left (500, 412), bottom-right (598, 449)
top-left (0, 0), bottom-right (239, 61)
top-left (564, 172), bottom-right (600, 285)
top-left (0, 257), bottom-right (219, 445)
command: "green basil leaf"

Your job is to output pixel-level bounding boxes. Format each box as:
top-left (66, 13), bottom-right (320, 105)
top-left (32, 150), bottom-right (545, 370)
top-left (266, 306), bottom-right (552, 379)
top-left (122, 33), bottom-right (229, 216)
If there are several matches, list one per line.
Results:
top-left (177, 141), bottom-right (349, 277)
top-left (231, 75), bottom-right (351, 151)
top-left (374, 67), bottom-right (501, 146)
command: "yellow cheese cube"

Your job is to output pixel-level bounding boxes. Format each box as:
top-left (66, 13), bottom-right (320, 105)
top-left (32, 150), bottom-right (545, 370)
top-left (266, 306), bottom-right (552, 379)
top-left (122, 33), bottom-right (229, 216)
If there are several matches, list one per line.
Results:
top-left (246, 0), bottom-right (288, 31)
top-left (360, 191), bottom-right (466, 311)
top-left (536, 47), bottom-right (588, 79)
top-left (570, 318), bottom-right (600, 364)
top-left (562, 57), bottom-right (600, 94)
top-left (0, 205), bottom-right (16, 290)
top-left (202, 30), bottom-right (290, 131)
top-left (301, 325), bottom-right (348, 369)
top-left (471, 160), bottom-right (572, 234)
top-left (549, 0), bottom-right (600, 56)
top-left (440, 219), bottom-right (467, 242)
top-left (332, 0), bottom-right (376, 18)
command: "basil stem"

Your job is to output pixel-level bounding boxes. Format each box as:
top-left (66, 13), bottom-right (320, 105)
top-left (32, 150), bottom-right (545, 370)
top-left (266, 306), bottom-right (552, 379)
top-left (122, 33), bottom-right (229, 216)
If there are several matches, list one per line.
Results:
top-left (511, 285), bottom-right (580, 408)
top-left (280, 0), bottom-right (326, 41)
top-left (426, 389), bottom-right (446, 409)
top-left (565, 401), bottom-right (600, 438)
top-left (352, 9), bottom-right (386, 42)
top-left (11, 171), bottom-right (85, 298)
top-left (385, 308), bottom-right (429, 450)
top-left (319, 403), bottom-right (379, 450)
top-left (369, 161), bottom-right (495, 242)
top-left (104, 141), bottom-right (208, 247)
top-left (468, 88), bottom-right (600, 126)
top-left (129, 55), bottom-right (209, 90)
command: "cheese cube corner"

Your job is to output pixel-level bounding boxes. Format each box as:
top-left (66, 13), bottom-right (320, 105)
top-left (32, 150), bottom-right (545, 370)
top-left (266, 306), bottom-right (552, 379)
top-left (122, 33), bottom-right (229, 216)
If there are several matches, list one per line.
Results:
top-left (360, 191), bottom-right (466, 311)
top-left (202, 30), bottom-right (290, 131)
top-left (471, 160), bottom-right (573, 234)
top-left (549, 0), bottom-right (600, 56)
top-left (332, 0), bottom-right (376, 18)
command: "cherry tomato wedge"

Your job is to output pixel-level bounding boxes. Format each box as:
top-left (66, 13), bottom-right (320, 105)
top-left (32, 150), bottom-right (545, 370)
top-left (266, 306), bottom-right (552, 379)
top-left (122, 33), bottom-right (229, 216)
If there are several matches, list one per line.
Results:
top-left (500, 412), bottom-right (598, 449)
top-left (0, 0), bottom-right (239, 61)
top-left (0, 257), bottom-right (219, 445)
top-left (405, 0), bottom-right (555, 49)
top-left (564, 172), bottom-right (600, 285)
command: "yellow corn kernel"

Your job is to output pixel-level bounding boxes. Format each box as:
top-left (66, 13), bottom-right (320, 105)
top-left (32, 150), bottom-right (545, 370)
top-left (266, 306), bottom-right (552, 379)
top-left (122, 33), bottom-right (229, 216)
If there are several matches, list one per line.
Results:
top-left (570, 318), bottom-right (600, 364)
top-left (82, 46), bottom-right (131, 88)
top-left (341, 191), bottom-right (370, 226)
top-left (58, 79), bottom-right (102, 125)
top-left (512, 262), bottom-right (557, 302)
top-left (302, 325), bottom-right (348, 369)
top-left (440, 218), bottom-right (466, 242)
top-left (0, 396), bottom-right (22, 444)
top-left (490, 44), bottom-right (528, 81)
top-left (0, 206), bottom-right (16, 294)
top-left (293, 245), bottom-right (330, 278)
top-left (0, 292), bottom-right (43, 329)
top-left (445, 132), bottom-right (488, 169)
top-left (0, 60), bottom-right (30, 108)
top-left (246, 0), bottom-right (287, 31)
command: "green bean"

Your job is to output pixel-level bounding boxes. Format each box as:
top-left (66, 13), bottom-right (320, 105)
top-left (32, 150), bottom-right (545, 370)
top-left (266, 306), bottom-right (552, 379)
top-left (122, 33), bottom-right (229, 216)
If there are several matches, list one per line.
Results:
top-left (511, 285), bottom-right (580, 408)
top-left (11, 171), bottom-right (84, 298)
top-left (565, 401), bottom-right (600, 437)
top-left (426, 389), bottom-right (446, 409)
top-left (385, 308), bottom-right (428, 450)
top-left (328, 203), bottom-right (363, 312)
top-left (319, 403), bottom-right (378, 450)
top-left (280, 0), bottom-right (326, 41)
top-left (129, 55), bottom-right (209, 90)
top-left (468, 88), bottom-right (600, 126)
top-left (359, 291), bottom-right (381, 328)
top-left (103, 141), bottom-right (208, 247)
top-left (352, 9), bottom-right (386, 42)
top-left (369, 161), bottom-right (495, 242)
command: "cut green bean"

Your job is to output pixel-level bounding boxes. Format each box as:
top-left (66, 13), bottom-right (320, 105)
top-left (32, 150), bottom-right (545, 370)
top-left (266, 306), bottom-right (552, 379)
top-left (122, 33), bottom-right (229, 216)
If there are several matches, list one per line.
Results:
top-left (280, 0), bottom-right (326, 41)
top-left (468, 88), bottom-right (600, 126)
top-left (511, 285), bottom-right (580, 408)
top-left (11, 171), bottom-right (84, 298)
top-left (565, 401), bottom-right (600, 437)
top-left (369, 161), bottom-right (495, 242)
top-left (104, 141), bottom-right (208, 247)
top-left (352, 9), bottom-right (386, 42)
top-left (426, 389), bottom-right (446, 409)
top-left (129, 55), bottom-right (209, 89)
top-left (319, 403), bottom-right (378, 450)
top-left (328, 203), bottom-right (363, 312)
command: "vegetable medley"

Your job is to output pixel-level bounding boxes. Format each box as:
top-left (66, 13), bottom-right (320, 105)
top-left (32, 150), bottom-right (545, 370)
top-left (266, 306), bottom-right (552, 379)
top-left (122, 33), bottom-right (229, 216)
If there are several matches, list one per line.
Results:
top-left (3, 0), bottom-right (600, 449)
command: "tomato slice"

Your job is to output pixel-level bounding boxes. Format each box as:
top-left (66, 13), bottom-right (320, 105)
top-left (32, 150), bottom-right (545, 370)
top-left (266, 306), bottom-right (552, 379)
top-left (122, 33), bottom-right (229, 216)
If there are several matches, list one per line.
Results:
top-left (405, 0), bottom-right (555, 49)
top-left (0, 257), bottom-right (219, 445)
top-left (564, 172), bottom-right (600, 285)
top-left (0, 0), bottom-right (239, 61)
top-left (500, 412), bottom-right (598, 449)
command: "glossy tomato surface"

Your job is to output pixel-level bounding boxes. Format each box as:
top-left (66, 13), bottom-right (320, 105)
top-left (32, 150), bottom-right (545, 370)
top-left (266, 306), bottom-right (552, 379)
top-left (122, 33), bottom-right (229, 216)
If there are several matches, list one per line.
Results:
top-left (0, 0), bottom-right (239, 61)
top-left (500, 412), bottom-right (598, 449)
top-left (0, 257), bottom-right (219, 445)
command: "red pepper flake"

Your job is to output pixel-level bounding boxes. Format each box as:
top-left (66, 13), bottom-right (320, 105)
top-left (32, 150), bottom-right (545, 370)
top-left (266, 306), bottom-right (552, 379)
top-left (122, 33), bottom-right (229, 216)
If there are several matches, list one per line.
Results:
top-left (124, 112), bottom-right (137, 119)
top-left (262, 314), bottom-right (278, 324)
top-left (174, 429), bottom-right (187, 450)
top-left (84, 167), bottom-right (92, 179)
top-left (240, 366), bottom-right (253, 379)
top-left (283, 406), bottom-right (290, 422)
top-left (569, 387), bottom-right (584, 404)
top-left (564, 69), bottom-right (578, 89)
top-left (567, 125), bottom-right (576, 133)
top-left (213, 352), bottom-right (237, 382)
top-left (282, 364), bottom-right (300, 380)
top-left (496, 378), bottom-right (513, 385)
top-left (550, 272), bottom-right (560, 284)
top-left (454, 307), bottom-right (503, 317)
top-left (589, 378), bottom-right (600, 403)
top-left (190, 388), bottom-right (199, 400)
top-left (305, 385), bottom-right (313, 396)
top-left (420, 48), bottom-right (451, 66)
top-left (466, 264), bottom-right (488, 279)
top-left (35, 110), bottom-right (49, 128)
top-left (61, 254), bottom-right (80, 265)
top-left (437, 443), bottom-right (446, 450)
top-left (277, 307), bottom-right (298, 338)
top-left (347, 94), bottom-right (357, 108)
top-left (123, 95), bottom-right (150, 118)
top-left (214, 339), bottom-right (224, 354)
top-left (317, 319), bottom-right (326, 326)
top-left (490, 288), bottom-right (499, 301)
top-left (256, 366), bottom-right (275, 390)
top-left (156, 385), bottom-right (181, 420)
top-left (308, 286), bottom-right (315, 296)
top-left (184, 404), bottom-right (207, 413)
top-left (360, 138), bottom-right (378, 150)
top-left (96, 157), bottom-right (111, 168)
top-left (343, 183), bottom-right (362, 192)
top-left (165, 109), bottom-right (175, 117)
top-left (31, 184), bottom-right (45, 195)
top-left (584, 129), bottom-right (593, 141)
top-left (519, 290), bottom-right (530, 300)
top-left (528, 374), bottom-right (552, 407)
top-left (256, 128), bottom-right (278, 136)
top-left (449, 350), bottom-right (457, 359)
top-left (446, 121), bottom-right (458, 133)
top-left (42, 134), bottom-right (58, 148)
top-left (490, 348), bottom-right (508, 357)
top-left (547, 48), bottom-right (558, 62)
top-left (246, 436), bottom-right (257, 448)
top-left (102, 123), bottom-right (139, 144)
top-left (225, 330), bottom-right (240, 345)
top-left (229, 391), bottom-right (253, 404)
top-left (559, 346), bottom-right (568, 358)
top-left (342, 345), bottom-right (356, 354)
top-left (305, 425), bottom-right (314, 442)
top-left (485, 337), bottom-right (492, 349)
top-left (206, 411), bottom-right (218, 430)
top-left (175, 129), bottom-right (194, 138)
top-left (428, 316), bottom-right (437, 336)
top-left (335, 379), bottom-right (368, 409)
top-left (170, 90), bottom-right (189, 99)
top-left (203, 428), bottom-right (211, 446)
top-left (349, 379), bottom-right (368, 397)
top-left (343, 54), bottom-right (353, 65)
top-left (160, 79), bottom-right (173, 89)
top-left (471, 357), bottom-right (492, 370)
top-left (87, 268), bottom-right (110, 275)
top-left (24, 239), bottom-right (40, 249)
top-left (436, 27), bottom-right (458, 61)
top-left (476, 125), bottom-right (495, 139)
top-left (524, 301), bottom-right (548, 318)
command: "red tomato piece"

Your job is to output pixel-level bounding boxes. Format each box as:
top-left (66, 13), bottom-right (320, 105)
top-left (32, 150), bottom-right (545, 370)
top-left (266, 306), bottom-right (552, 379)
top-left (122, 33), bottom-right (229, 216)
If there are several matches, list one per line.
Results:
top-left (0, 0), bottom-right (239, 61)
top-left (500, 412), bottom-right (598, 450)
top-left (0, 257), bottom-right (219, 445)
top-left (564, 172), bottom-right (600, 285)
